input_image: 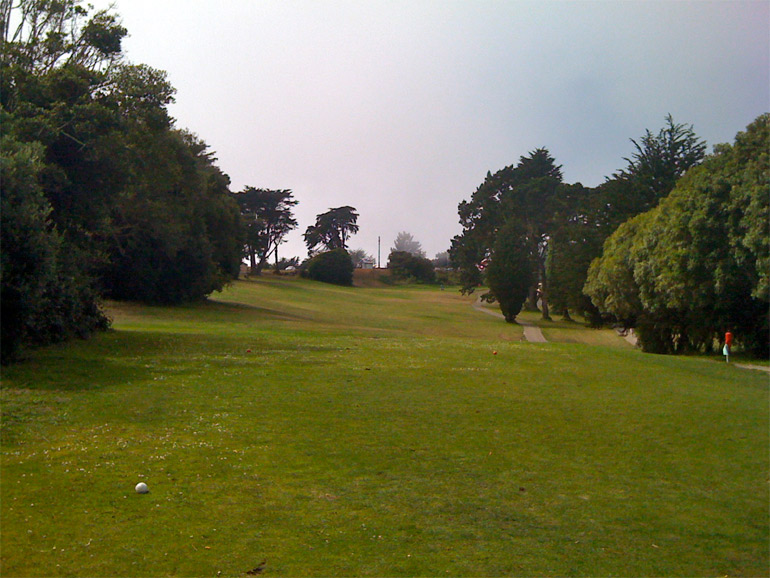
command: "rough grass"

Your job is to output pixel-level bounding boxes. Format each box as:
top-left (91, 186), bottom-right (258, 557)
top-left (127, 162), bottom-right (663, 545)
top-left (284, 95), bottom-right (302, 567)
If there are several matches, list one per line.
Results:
top-left (1, 276), bottom-right (768, 577)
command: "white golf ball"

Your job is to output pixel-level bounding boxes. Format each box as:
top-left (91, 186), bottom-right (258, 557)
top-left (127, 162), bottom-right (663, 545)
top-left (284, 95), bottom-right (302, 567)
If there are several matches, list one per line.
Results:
top-left (135, 482), bottom-right (149, 494)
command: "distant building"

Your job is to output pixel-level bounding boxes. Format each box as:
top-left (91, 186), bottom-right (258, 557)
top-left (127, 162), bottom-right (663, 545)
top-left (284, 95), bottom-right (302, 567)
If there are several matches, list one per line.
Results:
top-left (360, 258), bottom-right (376, 269)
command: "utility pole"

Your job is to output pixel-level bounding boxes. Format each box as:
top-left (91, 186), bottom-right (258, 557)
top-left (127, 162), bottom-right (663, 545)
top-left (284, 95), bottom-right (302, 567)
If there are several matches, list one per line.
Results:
top-left (377, 236), bottom-right (381, 268)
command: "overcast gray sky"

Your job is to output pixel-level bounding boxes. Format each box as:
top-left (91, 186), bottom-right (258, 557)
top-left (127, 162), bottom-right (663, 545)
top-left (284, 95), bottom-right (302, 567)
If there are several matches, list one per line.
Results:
top-left (108, 0), bottom-right (769, 262)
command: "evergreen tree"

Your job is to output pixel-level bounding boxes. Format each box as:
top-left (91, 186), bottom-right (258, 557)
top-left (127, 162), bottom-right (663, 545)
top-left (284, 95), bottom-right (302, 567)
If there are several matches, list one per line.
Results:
top-left (232, 187), bottom-right (297, 274)
top-left (485, 219), bottom-right (534, 322)
top-left (304, 206), bottom-right (359, 254)
top-left (450, 148), bottom-right (562, 319)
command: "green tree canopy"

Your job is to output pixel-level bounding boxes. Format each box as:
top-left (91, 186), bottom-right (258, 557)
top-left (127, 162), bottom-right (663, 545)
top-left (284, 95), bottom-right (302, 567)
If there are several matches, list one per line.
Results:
top-left (387, 251), bottom-right (435, 284)
top-left (546, 116), bottom-right (707, 323)
top-left (450, 148), bottom-right (562, 319)
top-left (585, 114), bottom-right (768, 356)
top-left (613, 114), bottom-right (707, 210)
top-left (303, 248), bottom-right (355, 286)
top-left (304, 206), bottom-right (359, 254)
top-left (391, 231), bottom-right (425, 257)
top-left (485, 219), bottom-right (535, 322)
top-left (232, 187), bottom-right (298, 274)
top-left (1, 0), bottom-right (243, 359)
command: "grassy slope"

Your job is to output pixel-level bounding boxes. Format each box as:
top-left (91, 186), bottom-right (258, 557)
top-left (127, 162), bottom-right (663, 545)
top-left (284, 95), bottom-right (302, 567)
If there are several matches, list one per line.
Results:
top-left (1, 276), bottom-right (768, 577)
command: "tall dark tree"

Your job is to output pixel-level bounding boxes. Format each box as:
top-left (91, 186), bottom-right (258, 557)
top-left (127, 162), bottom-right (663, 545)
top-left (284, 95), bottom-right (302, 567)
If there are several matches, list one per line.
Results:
top-left (548, 116), bottom-right (707, 323)
top-left (98, 126), bottom-right (241, 303)
top-left (304, 206), bottom-right (359, 254)
top-left (450, 148), bottom-right (562, 319)
top-left (0, 0), bottom-right (126, 361)
top-left (233, 187), bottom-right (298, 274)
top-left (611, 114), bottom-right (707, 215)
top-left (545, 182), bottom-right (604, 322)
top-left (485, 219), bottom-right (534, 322)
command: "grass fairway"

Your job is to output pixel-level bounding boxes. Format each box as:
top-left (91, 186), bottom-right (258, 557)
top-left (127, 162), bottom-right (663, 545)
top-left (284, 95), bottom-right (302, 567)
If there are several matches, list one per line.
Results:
top-left (2, 276), bottom-right (768, 577)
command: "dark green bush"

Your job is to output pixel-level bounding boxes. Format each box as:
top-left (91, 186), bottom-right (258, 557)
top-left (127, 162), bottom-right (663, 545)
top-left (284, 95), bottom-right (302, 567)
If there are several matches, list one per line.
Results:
top-left (387, 251), bottom-right (436, 284)
top-left (1, 138), bottom-right (109, 363)
top-left (303, 249), bottom-right (354, 286)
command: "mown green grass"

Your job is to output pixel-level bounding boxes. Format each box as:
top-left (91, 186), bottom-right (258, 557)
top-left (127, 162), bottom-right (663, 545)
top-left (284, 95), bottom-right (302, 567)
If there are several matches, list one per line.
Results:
top-left (2, 276), bottom-right (768, 577)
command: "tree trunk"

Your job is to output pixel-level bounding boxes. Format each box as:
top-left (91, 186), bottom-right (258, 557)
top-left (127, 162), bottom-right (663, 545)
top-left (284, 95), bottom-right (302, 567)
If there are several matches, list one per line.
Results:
top-left (524, 285), bottom-right (539, 311)
top-left (540, 292), bottom-right (551, 321)
top-left (255, 255), bottom-right (267, 275)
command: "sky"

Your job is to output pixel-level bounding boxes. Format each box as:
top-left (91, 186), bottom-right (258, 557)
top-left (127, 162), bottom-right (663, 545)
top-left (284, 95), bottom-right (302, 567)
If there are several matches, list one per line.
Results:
top-left (104, 0), bottom-right (769, 263)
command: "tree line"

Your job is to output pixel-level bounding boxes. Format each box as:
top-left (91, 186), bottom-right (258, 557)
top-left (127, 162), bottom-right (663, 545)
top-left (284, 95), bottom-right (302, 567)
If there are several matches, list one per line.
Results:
top-left (1, 1), bottom-right (251, 362)
top-left (450, 114), bottom-right (768, 356)
top-left (0, 1), bottom-right (360, 362)
top-left (4, 1), bottom-right (765, 362)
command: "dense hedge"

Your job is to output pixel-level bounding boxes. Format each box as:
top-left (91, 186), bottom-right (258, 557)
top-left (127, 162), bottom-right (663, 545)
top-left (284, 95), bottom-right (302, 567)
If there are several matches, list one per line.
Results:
top-left (387, 251), bottom-right (436, 284)
top-left (303, 249), bottom-right (355, 286)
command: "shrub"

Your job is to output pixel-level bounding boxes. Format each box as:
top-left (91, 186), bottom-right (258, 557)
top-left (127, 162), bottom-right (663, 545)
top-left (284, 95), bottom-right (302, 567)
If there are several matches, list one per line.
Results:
top-left (1, 138), bottom-right (109, 363)
top-left (303, 249), bottom-right (354, 286)
top-left (387, 251), bottom-right (436, 284)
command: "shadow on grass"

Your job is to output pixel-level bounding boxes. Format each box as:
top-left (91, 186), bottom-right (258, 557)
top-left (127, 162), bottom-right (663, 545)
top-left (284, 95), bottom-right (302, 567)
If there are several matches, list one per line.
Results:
top-left (110, 298), bottom-right (313, 325)
top-left (1, 327), bottom-right (346, 395)
top-left (1, 346), bottom-right (156, 393)
top-left (202, 298), bottom-right (311, 323)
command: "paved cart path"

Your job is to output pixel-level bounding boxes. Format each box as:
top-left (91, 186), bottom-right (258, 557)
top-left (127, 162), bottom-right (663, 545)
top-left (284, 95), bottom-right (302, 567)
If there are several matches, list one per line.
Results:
top-left (734, 364), bottom-right (770, 372)
top-left (473, 298), bottom-right (547, 343)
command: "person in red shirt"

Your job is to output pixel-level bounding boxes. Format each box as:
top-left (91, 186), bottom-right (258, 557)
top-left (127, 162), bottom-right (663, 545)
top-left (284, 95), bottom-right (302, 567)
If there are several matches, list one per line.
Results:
top-left (723, 330), bottom-right (734, 362)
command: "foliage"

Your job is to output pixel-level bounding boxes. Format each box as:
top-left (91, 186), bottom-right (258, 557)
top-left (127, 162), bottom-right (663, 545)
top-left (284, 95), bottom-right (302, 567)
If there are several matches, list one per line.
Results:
top-left (585, 114), bottom-right (769, 356)
top-left (390, 231), bottom-right (425, 257)
top-left (348, 248), bottom-right (374, 268)
top-left (303, 206), bottom-right (359, 254)
top-left (584, 212), bottom-right (651, 327)
top-left (432, 251), bottom-right (451, 268)
top-left (0, 135), bottom-right (109, 362)
top-left (1, 0), bottom-right (126, 70)
top-left (1, 0), bottom-right (243, 359)
top-left (387, 250), bottom-right (436, 284)
top-left (485, 219), bottom-right (534, 321)
top-left (231, 187), bottom-right (297, 274)
top-left (98, 130), bottom-right (242, 303)
top-left (450, 148), bottom-right (562, 318)
top-left (302, 248), bottom-right (355, 286)
top-left (543, 182), bottom-right (602, 321)
top-left (546, 117), bottom-right (707, 323)
top-left (0, 0), bottom-right (127, 361)
top-left (613, 114), bottom-right (707, 210)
